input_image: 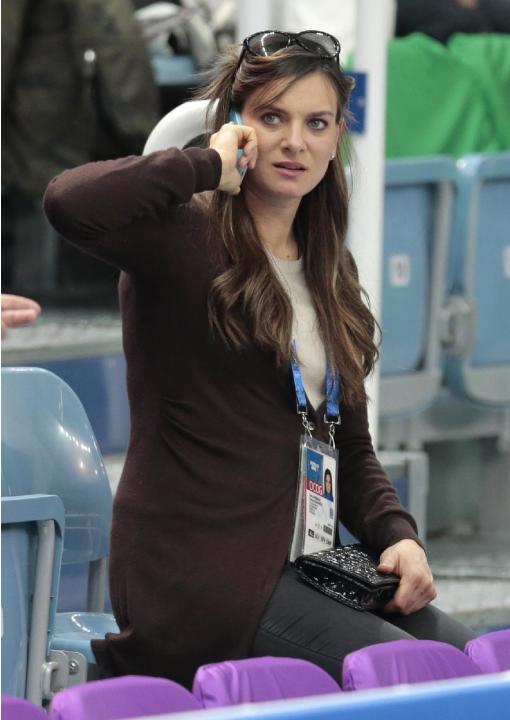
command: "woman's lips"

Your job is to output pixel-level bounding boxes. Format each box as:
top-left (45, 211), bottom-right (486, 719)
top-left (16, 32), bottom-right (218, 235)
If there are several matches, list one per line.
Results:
top-left (273, 162), bottom-right (306, 178)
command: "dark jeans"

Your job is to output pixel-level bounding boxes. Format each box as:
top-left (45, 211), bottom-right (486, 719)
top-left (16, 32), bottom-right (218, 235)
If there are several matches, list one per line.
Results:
top-left (252, 565), bottom-right (476, 686)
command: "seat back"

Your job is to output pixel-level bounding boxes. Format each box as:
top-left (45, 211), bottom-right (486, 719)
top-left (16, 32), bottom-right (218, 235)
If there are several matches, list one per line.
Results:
top-left (143, 98), bottom-right (216, 154)
top-left (2, 695), bottom-right (48, 720)
top-left (35, 354), bottom-right (130, 457)
top-left (1, 495), bottom-right (64, 702)
top-left (48, 675), bottom-right (202, 720)
top-left (1, 367), bottom-right (113, 611)
top-left (192, 656), bottom-right (340, 708)
top-left (380, 157), bottom-right (455, 417)
top-left (445, 153), bottom-right (510, 405)
top-left (465, 630), bottom-right (510, 673)
top-left (342, 639), bottom-right (481, 690)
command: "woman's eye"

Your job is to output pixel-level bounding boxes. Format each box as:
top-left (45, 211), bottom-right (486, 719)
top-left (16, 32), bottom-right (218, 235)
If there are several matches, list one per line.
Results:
top-left (309, 118), bottom-right (327, 130)
top-left (262, 113), bottom-right (281, 125)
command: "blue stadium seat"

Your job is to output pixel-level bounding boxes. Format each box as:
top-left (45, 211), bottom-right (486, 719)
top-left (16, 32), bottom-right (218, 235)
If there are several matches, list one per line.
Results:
top-left (380, 157), bottom-right (456, 417)
top-left (1, 495), bottom-right (64, 704)
top-left (1, 367), bottom-right (118, 686)
top-left (445, 153), bottom-right (510, 405)
top-left (34, 355), bottom-right (130, 457)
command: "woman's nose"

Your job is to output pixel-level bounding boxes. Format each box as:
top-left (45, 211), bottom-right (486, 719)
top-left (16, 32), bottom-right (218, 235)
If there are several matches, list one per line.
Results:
top-left (282, 123), bottom-right (305, 153)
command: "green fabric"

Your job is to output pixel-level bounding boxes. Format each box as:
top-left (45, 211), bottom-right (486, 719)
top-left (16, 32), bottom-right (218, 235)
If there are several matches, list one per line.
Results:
top-left (448, 33), bottom-right (510, 150)
top-left (386, 33), bottom-right (510, 158)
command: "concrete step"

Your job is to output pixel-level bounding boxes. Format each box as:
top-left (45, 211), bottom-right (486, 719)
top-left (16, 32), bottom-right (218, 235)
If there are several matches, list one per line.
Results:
top-left (428, 535), bottom-right (510, 631)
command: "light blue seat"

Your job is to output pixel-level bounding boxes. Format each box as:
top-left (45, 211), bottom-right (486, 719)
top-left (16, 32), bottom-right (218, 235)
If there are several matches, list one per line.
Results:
top-left (32, 355), bottom-right (130, 457)
top-left (10, 353), bottom-right (126, 608)
top-left (445, 153), bottom-right (510, 405)
top-left (380, 157), bottom-right (456, 417)
top-left (1, 494), bottom-right (64, 704)
top-left (1, 367), bottom-right (119, 688)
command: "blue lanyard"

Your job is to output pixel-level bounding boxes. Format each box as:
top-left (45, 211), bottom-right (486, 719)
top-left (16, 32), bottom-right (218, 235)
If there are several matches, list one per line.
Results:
top-left (290, 341), bottom-right (341, 437)
top-left (325, 362), bottom-right (341, 423)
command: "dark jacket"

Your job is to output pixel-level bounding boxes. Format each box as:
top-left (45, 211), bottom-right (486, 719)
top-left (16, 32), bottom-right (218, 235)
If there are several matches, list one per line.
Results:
top-left (2, 0), bottom-right (159, 198)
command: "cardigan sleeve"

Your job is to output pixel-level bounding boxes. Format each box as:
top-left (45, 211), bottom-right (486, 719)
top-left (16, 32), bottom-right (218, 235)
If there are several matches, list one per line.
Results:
top-left (335, 398), bottom-right (423, 554)
top-left (43, 147), bottom-right (222, 272)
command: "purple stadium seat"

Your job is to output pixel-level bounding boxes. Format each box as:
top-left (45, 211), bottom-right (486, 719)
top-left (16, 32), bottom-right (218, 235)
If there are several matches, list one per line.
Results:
top-left (192, 656), bottom-right (341, 708)
top-left (48, 675), bottom-right (202, 720)
top-left (342, 639), bottom-right (482, 690)
top-left (465, 630), bottom-right (510, 673)
top-left (2, 696), bottom-right (47, 720)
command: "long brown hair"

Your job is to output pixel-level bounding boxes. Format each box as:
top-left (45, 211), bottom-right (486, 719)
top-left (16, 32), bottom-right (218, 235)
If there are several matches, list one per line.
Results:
top-left (197, 44), bottom-right (379, 406)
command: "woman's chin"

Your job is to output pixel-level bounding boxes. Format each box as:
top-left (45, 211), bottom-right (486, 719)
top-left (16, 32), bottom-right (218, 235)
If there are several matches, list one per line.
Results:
top-left (248, 181), bottom-right (308, 202)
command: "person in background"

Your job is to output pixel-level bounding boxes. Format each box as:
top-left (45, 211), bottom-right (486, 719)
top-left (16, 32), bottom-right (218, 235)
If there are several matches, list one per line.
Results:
top-left (2, 0), bottom-right (159, 297)
top-left (396, 0), bottom-right (510, 44)
top-left (43, 30), bottom-right (474, 688)
top-left (1, 294), bottom-right (41, 338)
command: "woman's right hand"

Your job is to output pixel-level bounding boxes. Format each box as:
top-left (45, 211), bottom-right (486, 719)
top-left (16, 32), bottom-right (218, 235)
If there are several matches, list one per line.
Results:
top-left (209, 123), bottom-right (258, 195)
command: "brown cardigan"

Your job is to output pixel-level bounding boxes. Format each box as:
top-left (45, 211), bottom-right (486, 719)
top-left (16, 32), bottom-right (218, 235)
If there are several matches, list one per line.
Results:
top-left (43, 147), bottom-right (421, 687)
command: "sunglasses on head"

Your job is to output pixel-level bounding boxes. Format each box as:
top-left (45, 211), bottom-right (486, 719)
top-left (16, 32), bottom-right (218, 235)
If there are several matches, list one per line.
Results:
top-left (237, 30), bottom-right (341, 70)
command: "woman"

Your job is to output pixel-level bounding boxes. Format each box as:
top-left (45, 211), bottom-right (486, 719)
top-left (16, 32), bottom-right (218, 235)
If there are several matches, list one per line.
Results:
top-left (323, 468), bottom-right (334, 501)
top-left (44, 30), bottom-right (474, 687)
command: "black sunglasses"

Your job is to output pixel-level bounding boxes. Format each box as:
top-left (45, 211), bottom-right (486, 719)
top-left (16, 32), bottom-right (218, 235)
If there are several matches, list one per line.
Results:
top-left (237, 30), bottom-right (341, 71)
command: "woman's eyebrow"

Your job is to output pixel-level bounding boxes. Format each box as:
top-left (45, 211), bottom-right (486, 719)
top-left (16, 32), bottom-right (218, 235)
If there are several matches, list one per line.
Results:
top-left (307, 110), bottom-right (336, 118)
top-left (255, 103), bottom-right (286, 114)
top-left (256, 103), bottom-right (336, 118)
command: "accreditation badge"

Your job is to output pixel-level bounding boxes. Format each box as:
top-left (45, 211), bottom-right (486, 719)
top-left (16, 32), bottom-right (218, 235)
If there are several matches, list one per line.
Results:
top-left (289, 435), bottom-right (338, 562)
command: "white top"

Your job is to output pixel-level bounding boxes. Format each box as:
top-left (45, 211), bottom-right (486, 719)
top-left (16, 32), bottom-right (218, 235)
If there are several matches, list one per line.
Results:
top-left (270, 254), bottom-right (326, 410)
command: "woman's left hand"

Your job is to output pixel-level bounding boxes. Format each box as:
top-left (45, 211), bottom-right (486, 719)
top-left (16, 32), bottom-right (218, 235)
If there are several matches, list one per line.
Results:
top-left (377, 539), bottom-right (437, 615)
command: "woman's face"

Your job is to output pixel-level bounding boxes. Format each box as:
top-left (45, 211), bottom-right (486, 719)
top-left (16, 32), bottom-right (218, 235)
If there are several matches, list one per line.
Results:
top-left (325, 472), bottom-right (332, 493)
top-left (241, 71), bottom-right (341, 204)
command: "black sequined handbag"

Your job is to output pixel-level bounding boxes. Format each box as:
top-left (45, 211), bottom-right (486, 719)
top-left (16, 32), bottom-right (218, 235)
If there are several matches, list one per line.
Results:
top-left (294, 544), bottom-right (400, 611)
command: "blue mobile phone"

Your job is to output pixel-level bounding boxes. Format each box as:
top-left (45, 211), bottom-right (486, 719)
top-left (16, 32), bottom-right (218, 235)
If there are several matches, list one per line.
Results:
top-left (228, 110), bottom-right (247, 181)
